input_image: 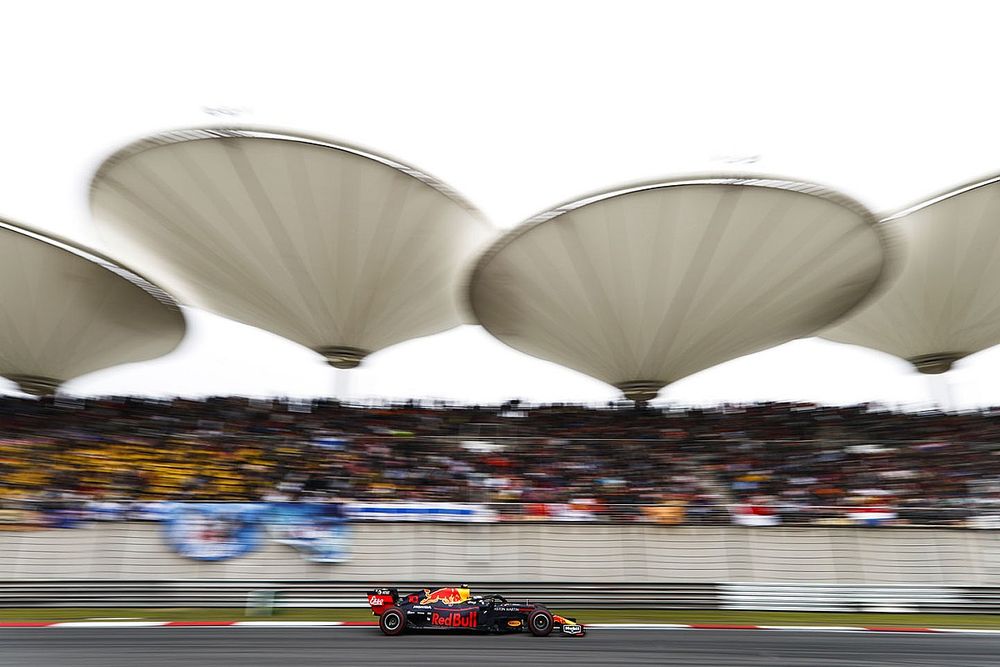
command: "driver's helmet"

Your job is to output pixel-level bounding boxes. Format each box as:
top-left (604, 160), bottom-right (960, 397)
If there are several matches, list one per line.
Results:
top-left (420, 586), bottom-right (471, 605)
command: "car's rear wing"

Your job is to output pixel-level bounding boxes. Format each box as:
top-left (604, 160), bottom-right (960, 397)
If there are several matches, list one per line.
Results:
top-left (367, 587), bottom-right (431, 615)
top-left (366, 588), bottom-right (399, 616)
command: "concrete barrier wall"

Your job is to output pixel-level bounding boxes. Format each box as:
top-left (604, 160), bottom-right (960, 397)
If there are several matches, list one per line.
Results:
top-left (2, 523), bottom-right (1000, 584)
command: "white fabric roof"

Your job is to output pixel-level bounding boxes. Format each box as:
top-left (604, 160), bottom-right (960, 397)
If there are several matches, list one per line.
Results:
top-left (0, 219), bottom-right (185, 394)
top-left (90, 128), bottom-right (493, 368)
top-left (822, 175), bottom-right (1000, 373)
top-left (470, 177), bottom-right (891, 399)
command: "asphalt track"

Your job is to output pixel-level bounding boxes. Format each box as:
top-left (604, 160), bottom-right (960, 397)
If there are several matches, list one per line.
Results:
top-left (3, 627), bottom-right (1000, 667)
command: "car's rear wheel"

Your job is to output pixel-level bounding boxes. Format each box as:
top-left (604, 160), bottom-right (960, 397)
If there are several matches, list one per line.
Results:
top-left (528, 608), bottom-right (553, 637)
top-left (379, 607), bottom-right (406, 636)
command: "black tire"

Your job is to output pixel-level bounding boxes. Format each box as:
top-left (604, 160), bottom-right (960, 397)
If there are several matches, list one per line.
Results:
top-left (379, 607), bottom-right (406, 636)
top-left (527, 608), bottom-right (553, 637)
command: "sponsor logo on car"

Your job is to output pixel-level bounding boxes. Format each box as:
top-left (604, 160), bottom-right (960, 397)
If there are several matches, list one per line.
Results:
top-left (431, 611), bottom-right (477, 628)
top-left (507, 620), bottom-right (522, 627)
top-left (562, 624), bottom-right (583, 635)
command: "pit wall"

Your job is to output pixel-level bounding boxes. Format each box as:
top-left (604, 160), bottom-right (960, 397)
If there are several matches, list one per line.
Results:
top-left (2, 523), bottom-right (999, 584)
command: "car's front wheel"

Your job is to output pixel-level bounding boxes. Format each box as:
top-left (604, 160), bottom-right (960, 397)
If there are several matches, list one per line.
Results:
top-left (379, 607), bottom-right (406, 636)
top-left (527, 609), bottom-right (553, 637)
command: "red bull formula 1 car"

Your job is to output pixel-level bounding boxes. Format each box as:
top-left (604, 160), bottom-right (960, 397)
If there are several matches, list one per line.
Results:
top-left (367, 585), bottom-right (585, 637)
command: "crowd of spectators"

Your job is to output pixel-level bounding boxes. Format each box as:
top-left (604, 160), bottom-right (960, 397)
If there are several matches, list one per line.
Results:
top-left (2, 396), bottom-right (1000, 526)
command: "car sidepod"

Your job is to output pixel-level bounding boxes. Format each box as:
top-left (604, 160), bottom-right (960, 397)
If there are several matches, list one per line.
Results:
top-left (484, 603), bottom-right (532, 633)
top-left (403, 603), bottom-right (485, 631)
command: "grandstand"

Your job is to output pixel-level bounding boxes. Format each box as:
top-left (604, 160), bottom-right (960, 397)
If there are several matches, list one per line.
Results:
top-left (2, 397), bottom-right (999, 528)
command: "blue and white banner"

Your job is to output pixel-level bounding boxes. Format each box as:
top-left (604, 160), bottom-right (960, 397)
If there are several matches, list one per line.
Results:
top-left (345, 502), bottom-right (497, 523)
top-left (163, 503), bottom-right (265, 561)
top-left (152, 501), bottom-right (497, 561)
top-left (266, 502), bottom-right (350, 563)
top-left (311, 436), bottom-right (348, 450)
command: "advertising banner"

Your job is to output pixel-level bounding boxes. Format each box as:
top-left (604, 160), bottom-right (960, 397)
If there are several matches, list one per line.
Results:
top-left (163, 503), bottom-right (265, 561)
top-left (266, 501), bottom-right (350, 563)
top-left (346, 502), bottom-right (497, 523)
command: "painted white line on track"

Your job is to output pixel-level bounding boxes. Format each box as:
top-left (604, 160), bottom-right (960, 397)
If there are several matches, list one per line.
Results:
top-left (932, 628), bottom-right (1000, 634)
top-left (757, 626), bottom-right (863, 631)
top-left (587, 623), bottom-right (690, 629)
top-left (234, 621), bottom-right (347, 627)
top-left (51, 622), bottom-right (167, 628)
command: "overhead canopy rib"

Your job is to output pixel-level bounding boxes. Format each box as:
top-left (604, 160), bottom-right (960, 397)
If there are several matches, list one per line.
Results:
top-left (822, 174), bottom-right (1000, 373)
top-left (90, 128), bottom-right (493, 367)
top-left (471, 176), bottom-right (892, 401)
top-left (0, 218), bottom-right (185, 395)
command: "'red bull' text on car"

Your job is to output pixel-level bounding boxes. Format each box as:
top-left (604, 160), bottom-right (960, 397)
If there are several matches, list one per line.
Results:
top-left (367, 585), bottom-right (585, 637)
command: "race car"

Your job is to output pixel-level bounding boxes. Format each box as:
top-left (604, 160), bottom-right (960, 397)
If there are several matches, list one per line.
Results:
top-left (367, 585), bottom-right (585, 637)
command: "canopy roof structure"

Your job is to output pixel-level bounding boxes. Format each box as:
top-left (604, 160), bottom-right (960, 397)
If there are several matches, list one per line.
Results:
top-left (822, 174), bottom-right (1000, 374)
top-left (469, 176), bottom-right (893, 401)
top-left (90, 128), bottom-right (493, 369)
top-left (0, 218), bottom-right (185, 395)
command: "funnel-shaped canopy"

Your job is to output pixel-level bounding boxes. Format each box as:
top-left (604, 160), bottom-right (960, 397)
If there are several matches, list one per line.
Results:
top-left (470, 176), bottom-right (892, 401)
top-left (90, 128), bottom-right (492, 367)
top-left (0, 219), bottom-right (185, 395)
top-left (823, 175), bottom-right (1000, 374)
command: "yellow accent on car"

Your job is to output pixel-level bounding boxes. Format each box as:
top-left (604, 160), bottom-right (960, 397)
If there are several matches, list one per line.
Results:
top-left (420, 586), bottom-right (472, 605)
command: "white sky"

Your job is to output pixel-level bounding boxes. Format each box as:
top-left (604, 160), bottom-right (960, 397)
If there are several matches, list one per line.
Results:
top-left (1, 0), bottom-right (999, 408)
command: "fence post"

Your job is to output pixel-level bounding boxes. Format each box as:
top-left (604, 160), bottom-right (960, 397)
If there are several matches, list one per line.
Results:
top-left (246, 589), bottom-right (277, 616)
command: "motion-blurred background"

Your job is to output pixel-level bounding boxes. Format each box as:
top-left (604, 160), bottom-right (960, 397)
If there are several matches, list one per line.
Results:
top-left (4, 2), bottom-right (1000, 652)
top-left (3, 0), bottom-right (1000, 407)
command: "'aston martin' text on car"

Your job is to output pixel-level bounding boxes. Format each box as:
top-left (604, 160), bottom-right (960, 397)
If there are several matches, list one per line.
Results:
top-left (367, 585), bottom-right (585, 637)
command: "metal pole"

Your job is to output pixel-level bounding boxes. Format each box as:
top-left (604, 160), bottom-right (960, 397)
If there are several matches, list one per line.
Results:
top-left (927, 373), bottom-right (953, 412)
top-left (332, 368), bottom-right (353, 401)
